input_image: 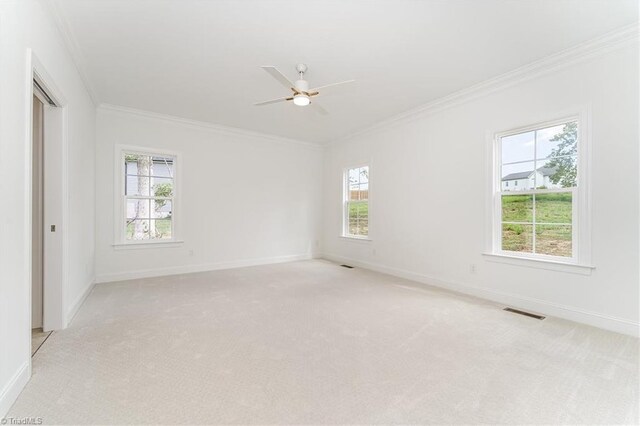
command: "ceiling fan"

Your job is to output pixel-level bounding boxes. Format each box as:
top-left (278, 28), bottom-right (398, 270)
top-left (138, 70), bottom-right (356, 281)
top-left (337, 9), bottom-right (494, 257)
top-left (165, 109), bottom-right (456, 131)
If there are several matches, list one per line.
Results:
top-left (254, 64), bottom-right (355, 115)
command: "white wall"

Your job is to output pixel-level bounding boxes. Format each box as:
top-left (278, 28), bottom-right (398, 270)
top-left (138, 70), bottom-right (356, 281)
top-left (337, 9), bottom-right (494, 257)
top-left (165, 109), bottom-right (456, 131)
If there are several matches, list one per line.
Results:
top-left (94, 106), bottom-right (323, 282)
top-left (323, 41), bottom-right (639, 336)
top-left (0, 0), bottom-right (96, 416)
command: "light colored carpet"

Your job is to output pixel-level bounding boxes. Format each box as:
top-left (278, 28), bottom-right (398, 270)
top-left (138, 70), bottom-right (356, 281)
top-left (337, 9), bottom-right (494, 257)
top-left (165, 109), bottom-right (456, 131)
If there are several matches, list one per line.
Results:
top-left (9, 260), bottom-right (639, 424)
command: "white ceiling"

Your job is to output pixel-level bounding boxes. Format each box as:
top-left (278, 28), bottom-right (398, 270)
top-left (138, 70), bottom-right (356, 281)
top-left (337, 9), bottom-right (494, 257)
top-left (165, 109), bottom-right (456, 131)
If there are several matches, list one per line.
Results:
top-left (52, 0), bottom-right (637, 144)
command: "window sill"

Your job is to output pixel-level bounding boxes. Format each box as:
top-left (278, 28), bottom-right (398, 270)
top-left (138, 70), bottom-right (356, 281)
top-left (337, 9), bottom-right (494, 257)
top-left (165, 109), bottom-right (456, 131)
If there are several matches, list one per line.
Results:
top-left (339, 235), bottom-right (372, 242)
top-left (113, 240), bottom-right (184, 250)
top-left (482, 252), bottom-right (594, 275)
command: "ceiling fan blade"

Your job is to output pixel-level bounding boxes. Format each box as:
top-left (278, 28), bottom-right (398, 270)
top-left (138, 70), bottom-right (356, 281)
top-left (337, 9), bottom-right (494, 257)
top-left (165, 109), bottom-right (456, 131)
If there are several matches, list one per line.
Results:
top-left (310, 101), bottom-right (329, 115)
top-left (309, 80), bottom-right (355, 95)
top-left (261, 66), bottom-right (296, 91)
top-left (254, 96), bottom-right (292, 106)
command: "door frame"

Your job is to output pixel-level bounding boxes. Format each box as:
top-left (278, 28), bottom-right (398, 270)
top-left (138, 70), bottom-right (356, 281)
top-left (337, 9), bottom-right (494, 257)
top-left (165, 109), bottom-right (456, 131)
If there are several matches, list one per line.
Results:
top-left (25, 50), bottom-right (68, 338)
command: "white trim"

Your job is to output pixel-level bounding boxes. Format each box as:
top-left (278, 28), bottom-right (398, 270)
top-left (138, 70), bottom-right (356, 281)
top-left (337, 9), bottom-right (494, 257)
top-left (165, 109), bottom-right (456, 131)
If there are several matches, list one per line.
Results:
top-left (482, 253), bottom-right (594, 275)
top-left (338, 235), bottom-right (372, 243)
top-left (114, 145), bottom-right (181, 246)
top-left (112, 240), bottom-right (184, 250)
top-left (487, 108), bottom-right (592, 267)
top-left (321, 253), bottom-right (639, 337)
top-left (342, 163), bottom-right (371, 239)
top-left (65, 280), bottom-right (95, 327)
top-left (0, 362), bottom-right (30, 418)
top-left (329, 24), bottom-right (638, 146)
top-left (43, 0), bottom-right (98, 105)
top-left (94, 253), bottom-right (314, 283)
top-left (28, 51), bottom-right (68, 333)
top-left (99, 104), bottom-right (322, 151)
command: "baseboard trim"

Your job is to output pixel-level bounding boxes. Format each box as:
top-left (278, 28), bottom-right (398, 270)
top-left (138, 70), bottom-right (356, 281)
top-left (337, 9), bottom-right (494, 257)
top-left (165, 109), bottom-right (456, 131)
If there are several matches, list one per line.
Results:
top-left (0, 362), bottom-right (29, 418)
top-left (65, 279), bottom-right (96, 327)
top-left (95, 253), bottom-right (315, 283)
top-left (321, 253), bottom-right (639, 337)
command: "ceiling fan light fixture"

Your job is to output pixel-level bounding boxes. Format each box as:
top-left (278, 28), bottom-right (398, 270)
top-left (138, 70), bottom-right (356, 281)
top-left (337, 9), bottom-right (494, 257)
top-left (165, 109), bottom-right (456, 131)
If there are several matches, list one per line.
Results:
top-left (254, 64), bottom-right (354, 114)
top-left (293, 93), bottom-right (310, 106)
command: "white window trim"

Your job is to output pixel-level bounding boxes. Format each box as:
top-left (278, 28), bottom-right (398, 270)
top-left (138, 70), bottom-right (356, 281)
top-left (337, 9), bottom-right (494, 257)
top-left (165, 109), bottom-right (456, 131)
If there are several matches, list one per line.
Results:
top-left (113, 144), bottom-right (183, 248)
top-left (341, 162), bottom-right (372, 241)
top-left (485, 108), bottom-right (593, 272)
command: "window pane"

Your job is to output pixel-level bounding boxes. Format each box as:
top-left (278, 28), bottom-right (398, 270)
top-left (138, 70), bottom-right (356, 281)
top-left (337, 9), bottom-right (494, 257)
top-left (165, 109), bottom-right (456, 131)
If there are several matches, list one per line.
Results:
top-left (348, 201), bottom-right (358, 223)
top-left (359, 184), bottom-right (369, 201)
top-left (350, 185), bottom-right (368, 201)
top-left (152, 200), bottom-right (172, 219)
top-left (501, 224), bottom-right (533, 253)
top-left (151, 178), bottom-right (173, 198)
top-left (126, 219), bottom-right (150, 240)
top-left (150, 219), bottom-right (172, 239)
top-left (359, 166), bottom-right (369, 184)
top-left (536, 122), bottom-right (577, 160)
top-left (350, 201), bottom-right (367, 221)
top-left (125, 154), bottom-right (152, 176)
top-left (125, 176), bottom-right (150, 196)
top-left (151, 157), bottom-right (174, 178)
top-left (358, 218), bottom-right (369, 236)
top-left (349, 183), bottom-right (360, 201)
top-left (348, 168), bottom-right (360, 185)
top-left (349, 218), bottom-right (358, 235)
top-left (536, 156), bottom-right (577, 189)
top-left (535, 225), bottom-right (572, 257)
top-left (535, 193), bottom-right (572, 224)
top-left (348, 201), bottom-right (368, 236)
top-left (502, 194), bottom-right (532, 222)
top-left (125, 159), bottom-right (138, 176)
top-left (501, 161), bottom-right (534, 191)
top-left (356, 201), bottom-right (368, 220)
top-left (127, 199), bottom-right (150, 220)
top-left (502, 131), bottom-right (534, 164)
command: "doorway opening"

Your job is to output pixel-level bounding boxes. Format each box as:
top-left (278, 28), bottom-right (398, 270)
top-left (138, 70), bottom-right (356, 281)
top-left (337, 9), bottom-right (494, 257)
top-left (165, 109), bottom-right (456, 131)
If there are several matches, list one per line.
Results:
top-left (30, 62), bottom-right (66, 356)
top-left (31, 88), bottom-right (48, 355)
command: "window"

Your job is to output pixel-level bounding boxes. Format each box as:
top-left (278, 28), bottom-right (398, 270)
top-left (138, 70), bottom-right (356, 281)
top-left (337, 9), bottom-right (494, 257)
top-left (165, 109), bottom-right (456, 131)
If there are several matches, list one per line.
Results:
top-left (118, 149), bottom-right (177, 244)
top-left (343, 165), bottom-right (369, 238)
top-left (496, 119), bottom-right (579, 260)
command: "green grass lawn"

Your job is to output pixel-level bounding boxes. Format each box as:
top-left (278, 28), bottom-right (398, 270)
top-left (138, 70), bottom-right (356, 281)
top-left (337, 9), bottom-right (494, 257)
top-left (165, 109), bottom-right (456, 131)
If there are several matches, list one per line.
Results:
top-left (348, 201), bottom-right (368, 236)
top-left (502, 193), bottom-right (572, 257)
top-left (126, 219), bottom-right (172, 240)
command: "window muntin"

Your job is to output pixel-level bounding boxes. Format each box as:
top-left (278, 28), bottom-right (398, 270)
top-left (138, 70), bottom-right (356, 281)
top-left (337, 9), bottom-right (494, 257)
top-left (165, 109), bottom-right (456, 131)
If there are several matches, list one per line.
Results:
top-left (123, 152), bottom-right (175, 242)
top-left (497, 120), bottom-right (578, 259)
top-left (343, 165), bottom-right (369, 238)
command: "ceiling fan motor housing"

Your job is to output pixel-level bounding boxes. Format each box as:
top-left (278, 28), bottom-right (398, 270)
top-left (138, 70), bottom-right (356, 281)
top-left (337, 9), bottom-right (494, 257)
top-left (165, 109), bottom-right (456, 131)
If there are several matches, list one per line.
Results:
top-left (294, 79), bottom-right (309, 93)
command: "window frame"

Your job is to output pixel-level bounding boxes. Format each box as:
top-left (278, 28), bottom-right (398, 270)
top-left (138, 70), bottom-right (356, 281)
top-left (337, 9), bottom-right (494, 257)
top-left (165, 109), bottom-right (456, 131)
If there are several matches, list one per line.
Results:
top-left (113, 145), bottom-right (182, 247)
top-left (489, 113), bottom-right (592, 267)
top-left (341, 163), bottom-right (371, 240)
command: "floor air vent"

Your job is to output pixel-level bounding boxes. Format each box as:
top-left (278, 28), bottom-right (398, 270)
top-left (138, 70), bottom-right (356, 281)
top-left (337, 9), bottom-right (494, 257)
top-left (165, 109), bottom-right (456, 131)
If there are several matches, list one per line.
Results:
top-left (503, 307), bottom-right (545, 320)
top-left (340, 264), bottom-right (354, 269)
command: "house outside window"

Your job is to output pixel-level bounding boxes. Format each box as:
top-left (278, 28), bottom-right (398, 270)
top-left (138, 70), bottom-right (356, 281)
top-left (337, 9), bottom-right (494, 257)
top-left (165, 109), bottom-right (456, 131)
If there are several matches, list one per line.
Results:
top-left (495, 119), bottom-right (582, 260)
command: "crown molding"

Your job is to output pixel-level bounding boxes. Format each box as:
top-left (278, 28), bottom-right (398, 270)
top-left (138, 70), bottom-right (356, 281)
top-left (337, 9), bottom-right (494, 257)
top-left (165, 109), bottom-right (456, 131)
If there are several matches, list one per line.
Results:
top-left (98, 103), bottom-right (323, 150)
top-left (43, 0), bottom-right (99, 105)
top-left (329, 23), bottom-right (639, 147)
